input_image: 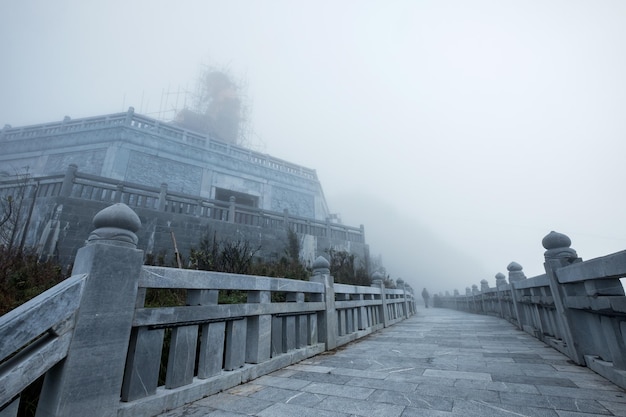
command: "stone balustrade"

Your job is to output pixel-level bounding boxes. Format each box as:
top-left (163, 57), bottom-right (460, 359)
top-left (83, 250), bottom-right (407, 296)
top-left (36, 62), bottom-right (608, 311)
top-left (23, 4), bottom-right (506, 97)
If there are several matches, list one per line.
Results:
top-left (435, 231), bottom-right (626, 389)
top-left (0, 203), bottom-right (415, 417)
top-left (0, 108), bottom-right (317, 181)
top-left (0, 165), bottom-right (365, 245)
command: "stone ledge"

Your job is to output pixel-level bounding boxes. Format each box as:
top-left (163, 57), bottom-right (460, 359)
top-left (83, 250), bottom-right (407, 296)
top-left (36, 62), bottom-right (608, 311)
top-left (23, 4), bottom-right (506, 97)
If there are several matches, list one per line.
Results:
top-left (585, 355), bottom-right (626, 390)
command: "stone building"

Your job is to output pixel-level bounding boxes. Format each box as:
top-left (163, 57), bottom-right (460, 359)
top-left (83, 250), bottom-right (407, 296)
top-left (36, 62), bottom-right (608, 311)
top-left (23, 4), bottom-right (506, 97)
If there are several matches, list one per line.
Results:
top-left (0, 108), bottom-right (368, 270)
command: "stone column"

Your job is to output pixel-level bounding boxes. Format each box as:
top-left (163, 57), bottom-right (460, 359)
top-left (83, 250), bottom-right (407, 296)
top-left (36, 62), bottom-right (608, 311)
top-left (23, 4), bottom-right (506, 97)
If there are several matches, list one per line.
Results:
top-left (309, 256), bottom-right (337, 350)
top-left (37, 203), bottom-right (144, 417)
top-left (396, 278), bottom-right (409, 318)
top-left (542, 231), bottom-right (583, 364)
top-left (158, 183), bottom-right (168, 211)
top-left (371, 272), bottom-right (388, 328)
top-left (495, 272), bottom-right (507, 318)
top-left (124, 106), bottom-right (135, 125)
top-left (229, 196), bottom-right (236, 223)
top-left (59, 164), bottom-right (77, 198)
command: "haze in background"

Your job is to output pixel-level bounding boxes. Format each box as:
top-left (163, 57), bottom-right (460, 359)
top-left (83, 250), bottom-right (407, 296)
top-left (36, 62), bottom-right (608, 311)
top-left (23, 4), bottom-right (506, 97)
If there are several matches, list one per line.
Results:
top-left (1, 0), bottom-right (625, 294)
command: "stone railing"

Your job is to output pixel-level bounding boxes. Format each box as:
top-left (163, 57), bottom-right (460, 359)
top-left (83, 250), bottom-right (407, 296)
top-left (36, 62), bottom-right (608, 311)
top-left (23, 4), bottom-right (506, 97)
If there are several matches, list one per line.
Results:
top-left (0, 108), bottom-right (317, 180)
top-left (0, 203), bottom-right (415, 417)
top-left (435, 231), bottom-right (626, 389)
top-left (0, 165), bottom-right (365, 244)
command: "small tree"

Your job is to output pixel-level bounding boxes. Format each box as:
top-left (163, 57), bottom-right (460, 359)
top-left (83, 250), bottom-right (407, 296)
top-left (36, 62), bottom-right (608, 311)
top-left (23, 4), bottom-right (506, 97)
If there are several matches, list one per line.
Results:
top-left (0, 169), bottom-right (33, 252)
top-left (325, 248), bottom-right (371, 286)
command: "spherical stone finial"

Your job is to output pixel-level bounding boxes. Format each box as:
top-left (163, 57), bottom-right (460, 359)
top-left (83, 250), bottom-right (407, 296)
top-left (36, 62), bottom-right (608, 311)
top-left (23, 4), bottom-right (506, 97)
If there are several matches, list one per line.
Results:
top-left (396, 278), bottom-right (404, 286)
top-left (495, 272), bottom-right (507, 287)
top-left (507, 261), bottom-right (527, 283)
top-left (507, 261), bottom-right (523, 272)
top-left (88, 203), bottom-right (141, 247)
top-left (312, 256), bottom-right (330, 276)
top-left (542, 231), bottom-right (571, 250)
top-left (542, 231), bottom-right (578, 261)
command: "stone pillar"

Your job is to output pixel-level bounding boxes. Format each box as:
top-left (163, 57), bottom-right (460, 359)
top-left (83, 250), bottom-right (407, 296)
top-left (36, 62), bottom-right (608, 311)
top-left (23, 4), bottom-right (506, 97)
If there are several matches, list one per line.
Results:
top-left (115, 183), bottom-right (124, 203)
top-left (396, 278), bottom-right (409, 318)
top-left (508, 261), bottom-right (526, 283)
top-left (495, 272), bottom-right (507, 318)
top-left (36, 203), bottom-right (144, 417)
top-left (495, 272), bottom-right (507, 288)
top-left (59, 164), bottom-right (77, 198)
top-left (371, 272), bottom-right (388, 327)
top-left (125, 106), bottom-right (135, 125)
top-left (158, 183), bottom-right (168, 211)
top-left (309, 256), bottom-right (337, 350)
top-left (542, 231), bottom-right (583, 364)
top-left (229, 196), bottom-right (236, 223)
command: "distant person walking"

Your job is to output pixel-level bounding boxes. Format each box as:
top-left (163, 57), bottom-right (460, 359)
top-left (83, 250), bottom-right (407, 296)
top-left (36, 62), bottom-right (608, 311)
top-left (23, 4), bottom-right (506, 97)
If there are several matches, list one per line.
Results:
top-left (422, 288), bottom-right (430, 308)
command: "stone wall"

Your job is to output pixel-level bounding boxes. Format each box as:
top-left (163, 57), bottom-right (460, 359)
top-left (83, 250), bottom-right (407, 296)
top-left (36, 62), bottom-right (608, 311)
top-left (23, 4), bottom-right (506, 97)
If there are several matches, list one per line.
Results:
top-left (39, 196), bottom-right (368, 272)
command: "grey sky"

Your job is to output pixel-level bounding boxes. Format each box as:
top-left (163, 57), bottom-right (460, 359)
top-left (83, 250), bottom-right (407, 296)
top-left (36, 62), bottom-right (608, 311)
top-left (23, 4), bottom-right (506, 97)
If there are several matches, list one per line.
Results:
top-left (1, 0), bottom-right (625, 294)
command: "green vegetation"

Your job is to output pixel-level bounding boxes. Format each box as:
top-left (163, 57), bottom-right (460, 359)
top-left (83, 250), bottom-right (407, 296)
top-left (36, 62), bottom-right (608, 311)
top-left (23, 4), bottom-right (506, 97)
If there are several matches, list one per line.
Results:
top-left (0, 246), bottom-right (67, 315)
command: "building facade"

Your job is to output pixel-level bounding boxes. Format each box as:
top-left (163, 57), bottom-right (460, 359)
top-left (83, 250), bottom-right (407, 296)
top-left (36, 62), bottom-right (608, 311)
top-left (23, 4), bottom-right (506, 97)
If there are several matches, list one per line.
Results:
top-left (0, 108), bottom-right (368, 270)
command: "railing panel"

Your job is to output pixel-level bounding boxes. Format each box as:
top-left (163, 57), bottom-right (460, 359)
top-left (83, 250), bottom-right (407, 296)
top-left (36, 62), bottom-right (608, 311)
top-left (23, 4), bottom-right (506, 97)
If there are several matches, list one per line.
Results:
top-left (0, 331), bottom-right (73, 407)
top-left (140, 266), bottom-right (324, 293)
top-left (0, 274), bottom-right (86, 361)
top-left (557, 251), bottom-right (626, 284)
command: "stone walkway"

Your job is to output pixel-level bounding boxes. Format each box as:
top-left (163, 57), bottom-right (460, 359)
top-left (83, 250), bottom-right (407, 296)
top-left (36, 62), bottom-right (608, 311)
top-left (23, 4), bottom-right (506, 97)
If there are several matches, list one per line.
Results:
top-left (159, 307), bottom-right (626, 417)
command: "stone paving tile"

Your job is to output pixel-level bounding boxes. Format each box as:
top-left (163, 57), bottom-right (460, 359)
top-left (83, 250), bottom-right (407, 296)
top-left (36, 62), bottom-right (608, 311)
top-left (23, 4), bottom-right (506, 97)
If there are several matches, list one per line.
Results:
top-left (301, 381), bottom-right (375, 399)
top-left (346, 376), bottom-right (418, 393)
top-left (367, 389), bottom-right (454, 412)
top-left (536, 385), bottom-right (626, 403)
top-left (192, 393), bottom-right (274, 414)
top-left (423, 368), bottom-right (493, 381)
top-left (318, 396), bottom-right (405, 417)
top-left (256, 402), bottom-right (350, 417)
top-left (287, 370), bottom-right (353, 385)
top-left (249, 386), bottom-right (326, 407)
top-left (599, 400), bottom-right (626, 416)
top-left (491, 373), bottom-right (579, 387)
top-left (499, 392), bottom-right (612, 414)
top-left (453, 379), bottom-right (540, 394)
top-left (253, 374), bottom-right (312, 390)
top-left (452, 399), bottom-right (561, 417)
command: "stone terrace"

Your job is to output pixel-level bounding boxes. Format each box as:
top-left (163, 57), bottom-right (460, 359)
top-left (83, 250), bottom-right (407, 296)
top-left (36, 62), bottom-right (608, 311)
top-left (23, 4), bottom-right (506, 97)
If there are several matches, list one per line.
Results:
top-left (159, 307), bottom-right (626, 417)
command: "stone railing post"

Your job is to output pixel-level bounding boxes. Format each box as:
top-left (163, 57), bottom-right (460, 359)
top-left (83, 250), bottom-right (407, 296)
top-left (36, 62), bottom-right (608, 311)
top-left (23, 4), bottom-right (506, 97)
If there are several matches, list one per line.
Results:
top-left (495, 272), bottom-right (506, 318)
top-left (507, 262), bottom-right (525, 330)
top-left (396, 278), bottom-right (409, 319)
top-left (36, 203), bottom-right (144, 417)
top-left (309, 256), bottom-right (337, 350)
top-left (542, 231), bottom-right (583, 364)
top-left (59, 164), bottom-right (77, 198)
top-left (371, 272), bottom-right (389, 327)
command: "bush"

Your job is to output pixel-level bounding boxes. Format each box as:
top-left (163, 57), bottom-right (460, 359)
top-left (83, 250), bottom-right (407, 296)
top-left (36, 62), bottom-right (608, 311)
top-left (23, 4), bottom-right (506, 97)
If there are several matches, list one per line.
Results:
top-left (0, 246), bottom-right (67, 316)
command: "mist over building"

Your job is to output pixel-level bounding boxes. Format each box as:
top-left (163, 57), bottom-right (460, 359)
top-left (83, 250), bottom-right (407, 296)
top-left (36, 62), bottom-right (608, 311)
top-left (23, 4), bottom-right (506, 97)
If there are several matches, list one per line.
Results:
top-left (0, 107), bottom-right (371, 273)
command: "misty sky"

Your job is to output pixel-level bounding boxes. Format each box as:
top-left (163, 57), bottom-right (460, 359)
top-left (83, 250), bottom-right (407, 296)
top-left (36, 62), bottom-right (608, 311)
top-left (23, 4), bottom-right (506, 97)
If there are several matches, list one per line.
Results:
top-left (1, 1), bottom-right (625, 294)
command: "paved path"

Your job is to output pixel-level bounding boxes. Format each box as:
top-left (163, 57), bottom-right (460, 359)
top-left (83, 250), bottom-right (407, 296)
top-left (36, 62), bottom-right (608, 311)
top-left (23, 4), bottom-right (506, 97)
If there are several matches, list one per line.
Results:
top-left (159, 307), bottom-right (626, 417)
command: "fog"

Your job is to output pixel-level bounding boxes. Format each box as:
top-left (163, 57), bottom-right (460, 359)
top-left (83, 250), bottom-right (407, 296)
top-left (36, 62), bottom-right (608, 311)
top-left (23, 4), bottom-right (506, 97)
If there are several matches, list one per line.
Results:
top-left (2, 1), bottom-right (626, 294)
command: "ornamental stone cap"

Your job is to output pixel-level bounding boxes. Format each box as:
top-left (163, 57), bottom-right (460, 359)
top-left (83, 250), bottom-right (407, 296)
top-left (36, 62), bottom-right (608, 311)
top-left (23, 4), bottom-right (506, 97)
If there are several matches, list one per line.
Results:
top-left (542, 231), bottom-right (571, 250)
top-left (495, 272), bottom-right (506, 280)
top-left (312, 256), bottom-right (330, 275)
top-left (88, 203), bottom-right (141, 247)
top-left (542, 231), bottom-right (578, 261)
top-left (507, 261), bottom-right (523, 272)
